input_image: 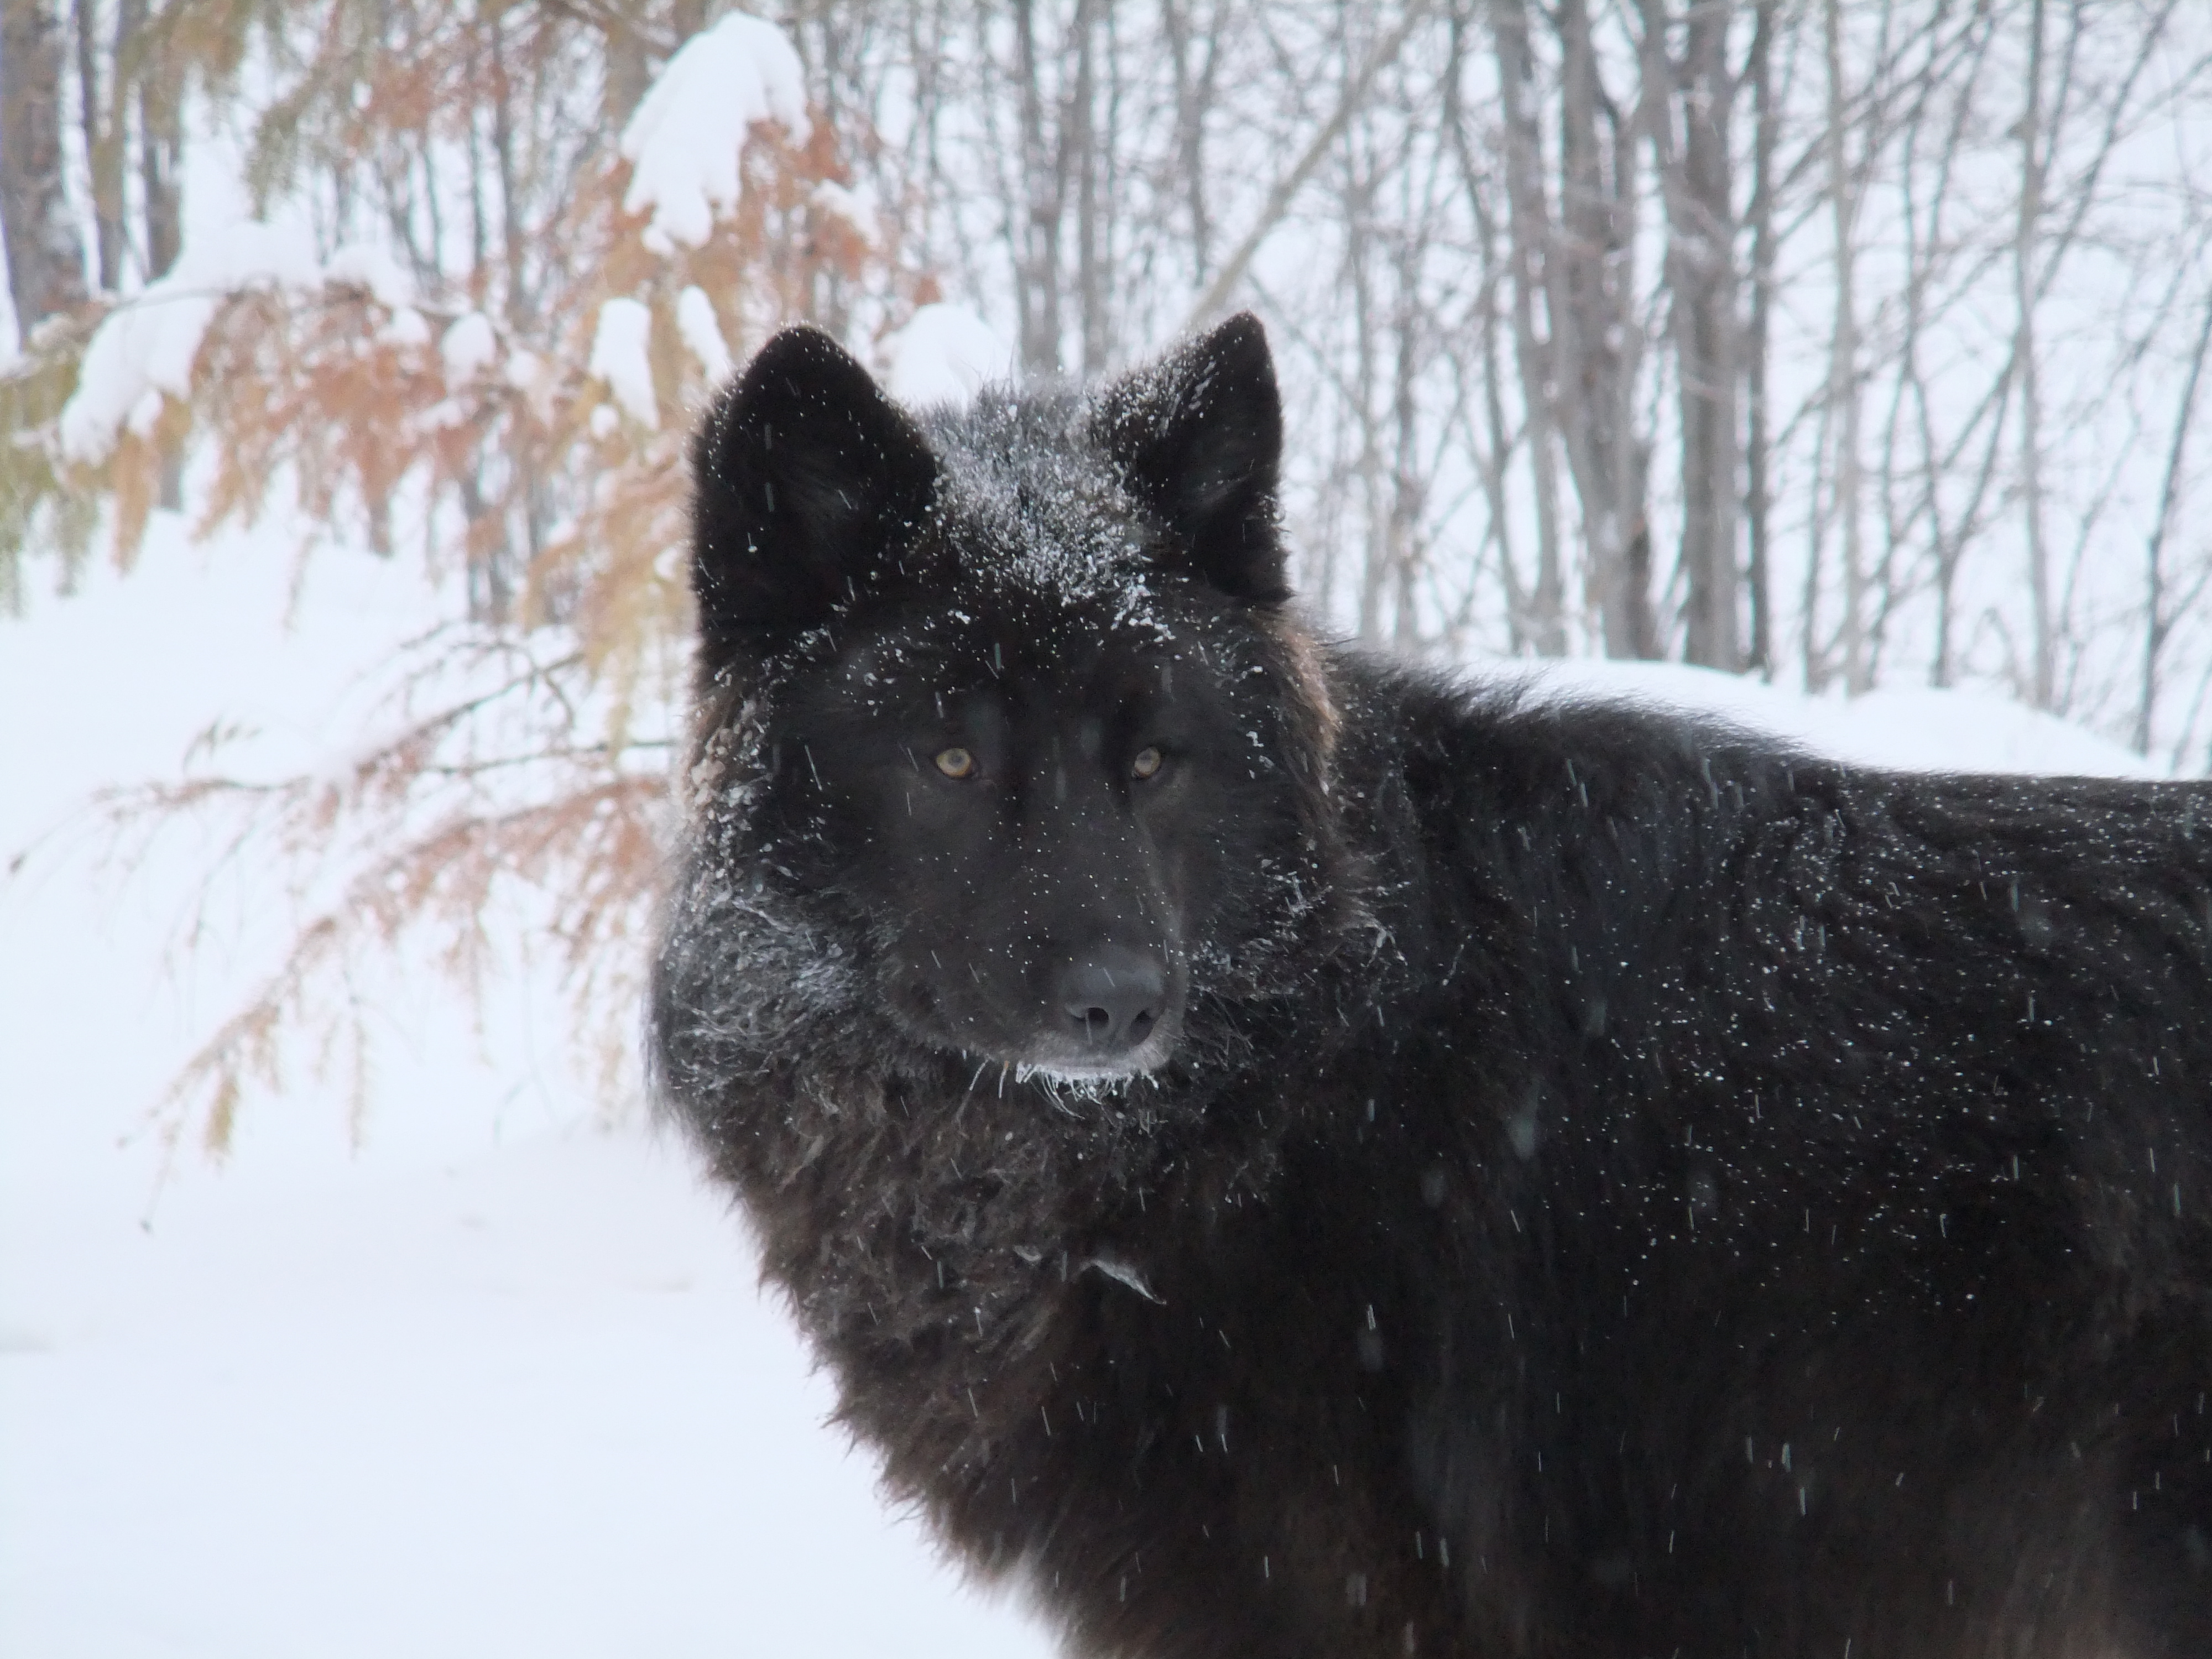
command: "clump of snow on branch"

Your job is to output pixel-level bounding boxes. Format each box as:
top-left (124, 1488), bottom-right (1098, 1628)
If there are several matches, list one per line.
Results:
top-left (60, 222), bottom-right (322, 465)
top-left (331, 242), bottom-right (430, 347)
top-left (589, 298), bottom-right (659, 429)
top-left (885, 304), bottom-right (1015, 408)
top-left (618, 12), bottom-right (810, 256)
top-left (809, 180), bottom-right (877, 243)
top-left (440, 313), bottom-right (498, 383)
top-left (676, 287), bottom-right (733, 384)
top-left (378, 309), bottom-right (432, 348)
top-left (322, 242), bottom-right (418, 310)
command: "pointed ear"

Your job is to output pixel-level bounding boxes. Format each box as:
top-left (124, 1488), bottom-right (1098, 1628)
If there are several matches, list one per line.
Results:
top-left (1092, 312), bottom-right (1289, 602)
top-left (689, 326), bottom-right (938, 661)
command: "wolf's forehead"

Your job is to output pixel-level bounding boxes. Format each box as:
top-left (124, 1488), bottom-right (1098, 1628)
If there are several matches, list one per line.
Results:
top-left (834, 596), bottom-right (1188, 694)
top-left (926, 434), bottom-right (1156, 597)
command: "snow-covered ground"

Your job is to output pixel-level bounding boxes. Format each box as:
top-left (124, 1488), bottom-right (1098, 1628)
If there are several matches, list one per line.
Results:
top-left (0, 515), bottom-right (2168, 1659)
top-left (0, 525), bottom-right (1057, 1659)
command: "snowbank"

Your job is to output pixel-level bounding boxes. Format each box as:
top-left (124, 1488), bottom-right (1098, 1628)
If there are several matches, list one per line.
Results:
top-left (619, 13), bottom-right (811, 255)
top-left (1483, 654), bottom-right (2168, 779)
top-left (0, 523), bottom-right (1053, 1659)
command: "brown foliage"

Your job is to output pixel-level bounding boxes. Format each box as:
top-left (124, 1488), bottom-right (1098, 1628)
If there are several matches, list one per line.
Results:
top-left (60, 55), bottom-right (927, 1152)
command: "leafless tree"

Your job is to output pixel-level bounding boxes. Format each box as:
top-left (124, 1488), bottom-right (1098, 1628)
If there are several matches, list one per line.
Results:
top-left (2, 0), bottom-right (85, 332)
top-left (15, 0), bottom-right (2212, 1147)
top-left (14, 0), bottom-right (2212, 758)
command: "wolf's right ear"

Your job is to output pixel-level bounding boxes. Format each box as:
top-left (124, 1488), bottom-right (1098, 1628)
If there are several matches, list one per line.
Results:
top-left (689, 326), bottom-right (938, 661)
top-left (1093, 312), bottom-right (1289, 603)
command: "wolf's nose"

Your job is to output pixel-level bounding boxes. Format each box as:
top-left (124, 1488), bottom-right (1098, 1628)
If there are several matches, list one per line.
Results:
top-left (1056, 948), bottom-right (1167, 1050)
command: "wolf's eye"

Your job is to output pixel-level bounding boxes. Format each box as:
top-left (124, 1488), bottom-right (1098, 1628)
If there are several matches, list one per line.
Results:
top-left (934, 747), bottom-right (975, 779)
top-left (1131, 747), bottom-right (1164, 780)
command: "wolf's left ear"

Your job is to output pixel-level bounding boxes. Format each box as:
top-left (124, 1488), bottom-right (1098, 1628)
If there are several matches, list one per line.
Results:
top-left (1093, 312), bottom-right (1289, 603)
top-left (689, 326), bottom-right (939, 662)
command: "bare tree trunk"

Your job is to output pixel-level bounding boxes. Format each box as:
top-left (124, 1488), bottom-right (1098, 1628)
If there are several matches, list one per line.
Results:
top-left (490, 12), bottom-right (530, 327)
top-left (460, 470), bottom-right (508, 620)
top-left (465, 38), bottom-right (489, 289)
top-left (601, 6), bottom-right (652, 129)
top-left (1181, 2), bottom-right (1425, 332)
top-left (1013, 0), bottom-right (1063, 375)
top-left (1825, 0), bottom-right (1868, 694)
top-left (2015, 0), bottom-right (2053, 708)
top-left (139, 6), bottom-right (184, 508)
top-left (468, 12), bottom-right (525, 603)
top-left (1348, 152), bottom-right (1389, 644)
top-left (139, 28), bottom-right (179, 279)
top-left (1744, 0), bottom-right (1777, 677)
top-left (1891, 3), bottom-right (1986, 690)
top-left (1484, 0), bottom-right (1565, 654)
top-left (1645, 0), bottom-right (1741, 671)
top-left (2, 0), bottom-right (85, 332)
top-left (1472, 242), bottom-right (1530, 649)
top-left (416, 137), bottom-right (443, 288)
top-left (1552, 0), bottom-right (1653, 658)
top-left (72, 0), bottom-right (123, 291)
top-left (2137, 284), bottom-right (2212, 753)
top-left (113, 0), bottom-right (149, 264)
top-left (1390, 237), bottom-right (1427, 645)
top-left (1448, 7), bottom-right (1525, 650)
top-left (1071, 0), bottom-right (1108, 376)
top-left (1161, 0), bottom-right (1220, 285)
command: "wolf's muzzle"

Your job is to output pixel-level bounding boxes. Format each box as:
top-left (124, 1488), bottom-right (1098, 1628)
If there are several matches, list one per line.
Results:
top-left (1053, 945), bottom-right (1168, 1054)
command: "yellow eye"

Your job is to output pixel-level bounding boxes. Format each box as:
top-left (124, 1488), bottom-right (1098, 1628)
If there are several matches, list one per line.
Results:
top-left (1131, 747), bottom-right (1164, 780)
top-left (934, 747), bottom-right (975, 779)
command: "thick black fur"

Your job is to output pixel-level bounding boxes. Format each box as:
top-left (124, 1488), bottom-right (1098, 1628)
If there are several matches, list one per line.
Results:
top-left (651, 315), bottom-right (2212, 1658)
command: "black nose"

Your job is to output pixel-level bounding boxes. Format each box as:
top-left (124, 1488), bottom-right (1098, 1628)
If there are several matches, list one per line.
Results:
top-left (1055, 947), bottom-right (1167, 1050)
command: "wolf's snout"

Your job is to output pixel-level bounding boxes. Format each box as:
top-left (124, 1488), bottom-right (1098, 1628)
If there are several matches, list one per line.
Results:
top-left (1055, 947), bottom-right (1167, 1050)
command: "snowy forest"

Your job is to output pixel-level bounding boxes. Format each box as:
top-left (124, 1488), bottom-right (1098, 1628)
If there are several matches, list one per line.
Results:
top-left (9, 0), bottom-right (2212, 1136)
top-left (4, 4), bottom-right (2210, 1652)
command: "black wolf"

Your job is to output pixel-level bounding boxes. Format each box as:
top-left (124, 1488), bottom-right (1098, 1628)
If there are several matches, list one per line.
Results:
top-left (650, 314), bottom-right (2212, 1658)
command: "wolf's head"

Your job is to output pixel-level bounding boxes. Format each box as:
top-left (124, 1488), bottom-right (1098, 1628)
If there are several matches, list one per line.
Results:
top-left (666, 315), bottom-right (1343, 1089)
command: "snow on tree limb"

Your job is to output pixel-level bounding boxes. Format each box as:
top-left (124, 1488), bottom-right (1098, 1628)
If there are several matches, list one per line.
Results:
top-left (675, 288), bottom-right (733, 385)
top-left (618, 13), bottom-right (811, 256)
top-left (589, 299), bottom-right (659, 430)
top-left (59, 222), bottom-right (322, 467)
top-left (885, 304), bottom-right (1015, 408)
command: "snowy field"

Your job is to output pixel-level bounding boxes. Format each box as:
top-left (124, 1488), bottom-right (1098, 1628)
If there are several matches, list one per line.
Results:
top-left (0, 516), bottom-right (2167, 1659)
top-left (0, 526), bottom-right (1057, 1659)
